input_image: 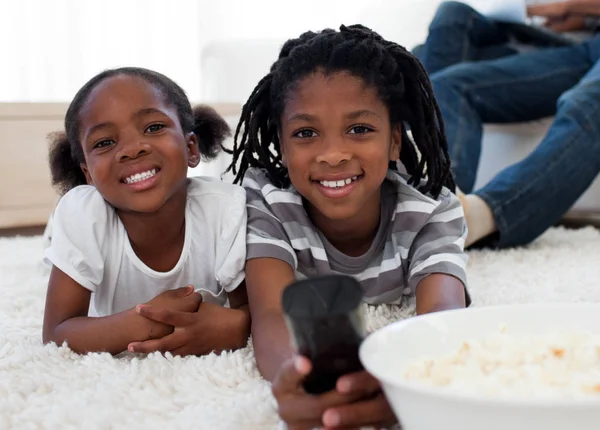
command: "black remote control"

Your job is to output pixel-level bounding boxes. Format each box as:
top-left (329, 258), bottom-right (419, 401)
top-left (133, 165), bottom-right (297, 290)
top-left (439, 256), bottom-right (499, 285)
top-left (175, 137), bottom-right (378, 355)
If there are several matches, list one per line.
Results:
top-left (282, 274), bottom-right (366, 394)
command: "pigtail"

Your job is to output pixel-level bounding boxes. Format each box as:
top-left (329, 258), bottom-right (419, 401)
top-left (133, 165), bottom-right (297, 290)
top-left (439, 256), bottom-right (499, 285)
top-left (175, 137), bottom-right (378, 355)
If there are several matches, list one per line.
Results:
top-left (48, 131), bottom-right (88, 195)
top-left (191, 105), bottom-right (231, 161)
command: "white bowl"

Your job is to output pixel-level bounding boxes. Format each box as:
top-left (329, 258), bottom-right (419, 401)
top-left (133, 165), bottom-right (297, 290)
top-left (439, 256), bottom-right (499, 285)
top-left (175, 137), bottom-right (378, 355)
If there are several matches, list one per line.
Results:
top-left (359, 303), bottom-right (600, 430)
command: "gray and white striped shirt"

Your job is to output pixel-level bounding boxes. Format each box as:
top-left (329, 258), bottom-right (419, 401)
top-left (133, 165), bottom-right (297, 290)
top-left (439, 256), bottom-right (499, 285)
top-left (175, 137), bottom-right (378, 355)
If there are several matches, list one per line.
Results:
top-left (243, 168), bottom-right (468, 305)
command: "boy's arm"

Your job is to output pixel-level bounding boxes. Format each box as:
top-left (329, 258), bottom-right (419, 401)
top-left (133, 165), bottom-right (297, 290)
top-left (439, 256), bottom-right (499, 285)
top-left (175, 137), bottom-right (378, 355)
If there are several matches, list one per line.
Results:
top-left (408, 191), bottom-right (470, 313)
top-left (240, 168), bottom-right (302, 379)
top-left (245, 257), bottom-right (296, 381)
top-left (42, 266), bottom-right (197, 355)
top-left (416, 274), bottom-right (466, 315)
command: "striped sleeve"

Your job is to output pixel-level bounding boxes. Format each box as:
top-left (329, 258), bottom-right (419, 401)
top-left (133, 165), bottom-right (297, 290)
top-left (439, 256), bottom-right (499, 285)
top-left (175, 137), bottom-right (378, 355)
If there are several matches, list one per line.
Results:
top-left (242, 169), bottom-right (298, 270)
top-left (407, 189), bottom-right (469, 299)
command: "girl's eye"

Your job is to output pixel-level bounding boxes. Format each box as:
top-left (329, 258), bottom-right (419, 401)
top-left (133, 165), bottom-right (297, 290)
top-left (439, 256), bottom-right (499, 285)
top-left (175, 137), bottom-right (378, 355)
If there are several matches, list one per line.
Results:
top-left (93, 139), bottom-right (114, 149)
top-left (293, 129), bottom-right (317, 139)
top-left (348, 125), bottom-right (373, 135)
top-left (145, 123), bottom-right (165, 133)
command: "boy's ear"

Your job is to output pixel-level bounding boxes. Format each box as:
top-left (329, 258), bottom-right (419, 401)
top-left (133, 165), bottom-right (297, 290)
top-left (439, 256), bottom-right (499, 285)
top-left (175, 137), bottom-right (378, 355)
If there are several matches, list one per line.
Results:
top-left (80, 164), bottom-right (93, 185)
top-left (187, 132), bottom-right (201, 167)
top-left (389, 125), bottom-right (402, 161)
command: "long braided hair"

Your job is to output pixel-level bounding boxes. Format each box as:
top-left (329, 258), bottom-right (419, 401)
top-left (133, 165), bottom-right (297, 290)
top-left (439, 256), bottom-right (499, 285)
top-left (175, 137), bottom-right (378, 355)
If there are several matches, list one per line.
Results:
top-left (225, 24), bottom-right (454, 198)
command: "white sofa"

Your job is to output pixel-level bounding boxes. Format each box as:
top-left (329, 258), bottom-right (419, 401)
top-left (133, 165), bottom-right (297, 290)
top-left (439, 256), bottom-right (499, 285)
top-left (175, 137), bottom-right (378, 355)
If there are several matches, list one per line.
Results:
top-left (198, 0), bottom-right (600, 212)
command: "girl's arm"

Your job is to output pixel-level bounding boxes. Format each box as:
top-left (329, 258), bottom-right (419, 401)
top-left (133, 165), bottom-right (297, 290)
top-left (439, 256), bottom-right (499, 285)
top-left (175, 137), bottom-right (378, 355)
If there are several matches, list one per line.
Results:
top-left (124, 283), bottom-right (251, 355)
top-left (221, 282), bottom-right (251, 350)
top-left (245, 258), bottom-right (296, 381)
top-left (416, 273), bottom-right (467, 315)
top-left (42, 266), bottom-right (197, 354)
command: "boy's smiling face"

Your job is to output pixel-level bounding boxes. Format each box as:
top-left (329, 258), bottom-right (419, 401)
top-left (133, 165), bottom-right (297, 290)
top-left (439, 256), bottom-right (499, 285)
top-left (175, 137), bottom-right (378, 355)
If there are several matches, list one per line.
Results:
top-left (77, 75), bottom-right (200, 214)
top-left (279, 70), bottom-right (401, 227)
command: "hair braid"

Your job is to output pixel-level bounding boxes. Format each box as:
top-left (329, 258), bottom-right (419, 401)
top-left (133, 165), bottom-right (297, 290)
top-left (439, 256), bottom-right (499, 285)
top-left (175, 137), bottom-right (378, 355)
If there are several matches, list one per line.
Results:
top-left (226, 24), bottom-right (455, 197)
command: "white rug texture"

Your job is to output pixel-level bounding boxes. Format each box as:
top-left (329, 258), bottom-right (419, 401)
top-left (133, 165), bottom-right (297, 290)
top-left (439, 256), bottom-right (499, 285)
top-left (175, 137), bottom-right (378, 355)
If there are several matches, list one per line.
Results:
top-left (1, 227), bottom-right (600, 429)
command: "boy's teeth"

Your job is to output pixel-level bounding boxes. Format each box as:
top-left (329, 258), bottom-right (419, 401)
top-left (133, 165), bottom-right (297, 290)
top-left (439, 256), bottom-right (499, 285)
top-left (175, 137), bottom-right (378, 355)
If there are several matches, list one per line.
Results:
top-left (124, 169), bottom-right (157, 184)
top-left (319, 176), bottom-right (358, 188)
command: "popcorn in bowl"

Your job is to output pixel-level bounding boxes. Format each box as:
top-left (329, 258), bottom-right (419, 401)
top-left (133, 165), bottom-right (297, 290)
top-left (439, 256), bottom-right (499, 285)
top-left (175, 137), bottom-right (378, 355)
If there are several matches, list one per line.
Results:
top-left (402, 326), bottom-right (600, 400)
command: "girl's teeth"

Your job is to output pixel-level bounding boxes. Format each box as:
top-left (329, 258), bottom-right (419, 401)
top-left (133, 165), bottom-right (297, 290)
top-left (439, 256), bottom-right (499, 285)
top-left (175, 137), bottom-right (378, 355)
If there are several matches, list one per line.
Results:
top-left (125, 169), bottom-right (157, 184)
top-left (319, 176), bottom-right (359, 188)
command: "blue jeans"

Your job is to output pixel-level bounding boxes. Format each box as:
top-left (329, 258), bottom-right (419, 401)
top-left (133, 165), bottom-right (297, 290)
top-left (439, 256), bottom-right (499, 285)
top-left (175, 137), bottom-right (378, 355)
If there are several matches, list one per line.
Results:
top-left (415, 1), bottom-right (600, 248)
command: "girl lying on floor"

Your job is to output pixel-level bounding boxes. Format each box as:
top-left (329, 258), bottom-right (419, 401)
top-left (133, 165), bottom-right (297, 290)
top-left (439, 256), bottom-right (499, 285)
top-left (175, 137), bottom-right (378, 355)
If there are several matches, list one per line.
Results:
top-left (42, 67), bottom-right (249, 356)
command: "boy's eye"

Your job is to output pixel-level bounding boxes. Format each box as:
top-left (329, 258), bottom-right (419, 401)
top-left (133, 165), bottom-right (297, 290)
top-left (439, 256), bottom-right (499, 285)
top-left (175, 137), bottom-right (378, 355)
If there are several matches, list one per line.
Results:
top-left (145, 123), bottom-right (165, 133)
top-left (293, 129), bottom-right (318, 139)
top-left (348, 125), bottom-right (373, 135)
top-left (93, 139), bottom-right (114, 149)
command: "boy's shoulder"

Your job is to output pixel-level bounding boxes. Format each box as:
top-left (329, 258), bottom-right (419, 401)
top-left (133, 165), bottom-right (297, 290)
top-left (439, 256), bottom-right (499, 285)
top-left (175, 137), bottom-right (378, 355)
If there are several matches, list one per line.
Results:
top-left (242, 167), bottom-right (276, 190)
top-left (242, 167), bottom-right (301, 201)
top-left (384, 170), bottom-right (458, 217)
top-left (386, 170), bottom-right (453, 201)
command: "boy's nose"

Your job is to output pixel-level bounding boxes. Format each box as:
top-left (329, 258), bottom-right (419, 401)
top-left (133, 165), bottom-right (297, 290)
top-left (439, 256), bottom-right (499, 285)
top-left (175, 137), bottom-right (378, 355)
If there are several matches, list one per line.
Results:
top-left (315, 137), bottom-right (351, 166)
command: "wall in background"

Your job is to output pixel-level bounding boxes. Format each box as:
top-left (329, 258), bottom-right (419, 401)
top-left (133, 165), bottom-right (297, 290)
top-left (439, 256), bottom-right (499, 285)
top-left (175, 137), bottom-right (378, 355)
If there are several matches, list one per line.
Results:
top-left (1, 0), bottom-right (371, 103)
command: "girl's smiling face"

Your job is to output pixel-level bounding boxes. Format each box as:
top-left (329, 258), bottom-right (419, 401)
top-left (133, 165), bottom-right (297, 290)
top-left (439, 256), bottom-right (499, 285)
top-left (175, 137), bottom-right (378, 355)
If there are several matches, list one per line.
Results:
top-left (77, 75), bottom-right (200, 214)
top-left (279, 70), bottom-right (401, 226)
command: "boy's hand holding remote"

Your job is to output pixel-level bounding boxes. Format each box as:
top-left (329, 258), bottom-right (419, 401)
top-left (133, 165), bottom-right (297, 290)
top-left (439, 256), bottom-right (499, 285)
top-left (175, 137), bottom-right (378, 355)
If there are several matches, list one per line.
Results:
top-left (272, 356), bottom-right (395, 429)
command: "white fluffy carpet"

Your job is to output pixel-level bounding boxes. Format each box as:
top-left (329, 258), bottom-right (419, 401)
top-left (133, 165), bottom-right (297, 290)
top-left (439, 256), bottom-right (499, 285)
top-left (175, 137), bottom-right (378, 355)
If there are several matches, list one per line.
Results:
top-left (1, 227), bottom-right (600, 429)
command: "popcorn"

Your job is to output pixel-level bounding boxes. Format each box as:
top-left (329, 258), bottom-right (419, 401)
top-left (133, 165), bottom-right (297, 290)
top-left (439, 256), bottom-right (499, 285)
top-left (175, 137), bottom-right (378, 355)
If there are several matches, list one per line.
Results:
top-left (403, 327), bottom-right (600, 400)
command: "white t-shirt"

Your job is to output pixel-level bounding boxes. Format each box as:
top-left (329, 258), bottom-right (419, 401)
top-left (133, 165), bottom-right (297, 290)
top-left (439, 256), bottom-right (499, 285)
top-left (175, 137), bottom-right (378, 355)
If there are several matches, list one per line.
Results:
top-left (44, 177), bottom-right (247, 317)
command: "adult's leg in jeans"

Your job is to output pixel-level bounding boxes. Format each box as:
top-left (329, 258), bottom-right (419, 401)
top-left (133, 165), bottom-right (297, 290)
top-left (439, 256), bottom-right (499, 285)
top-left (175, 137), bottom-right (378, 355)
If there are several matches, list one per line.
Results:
top-left (476, 53), bottom-right (600, 248)
top-left (415, 1), bottom-right (516, 74)
top-left (431, 44), bottom-right (591, 193)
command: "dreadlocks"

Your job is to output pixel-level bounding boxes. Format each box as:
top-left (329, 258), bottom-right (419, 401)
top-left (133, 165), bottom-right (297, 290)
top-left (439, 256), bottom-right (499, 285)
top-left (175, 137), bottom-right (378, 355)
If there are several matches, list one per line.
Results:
top-left (225, 24), bottom-right (455, 198)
